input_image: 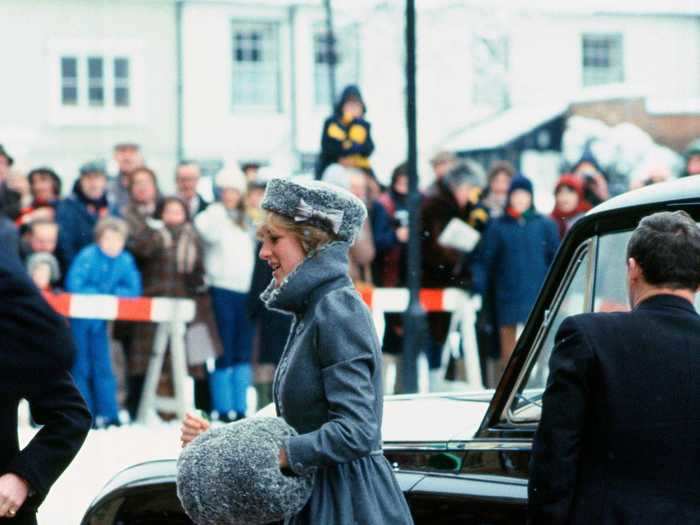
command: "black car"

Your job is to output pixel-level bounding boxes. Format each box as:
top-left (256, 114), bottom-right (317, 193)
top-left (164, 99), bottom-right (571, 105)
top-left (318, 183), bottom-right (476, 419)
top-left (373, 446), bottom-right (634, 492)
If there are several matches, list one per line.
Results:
top-left (81, 178), bottom-right (700, 525)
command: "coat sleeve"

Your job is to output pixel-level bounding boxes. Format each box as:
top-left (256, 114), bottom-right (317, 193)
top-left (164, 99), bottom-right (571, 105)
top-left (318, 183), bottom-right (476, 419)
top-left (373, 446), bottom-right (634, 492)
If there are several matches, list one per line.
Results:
top-left (113, 252), bottom-right (142, 297)
top-left (470, 221), bottom-right (500, 295)
top-left (193, 205), bottom-right (224, 244)
top-left (65, 248), bottom-right (100, 294)
top-left (544, 218), bottom-right (560, 267)
top-left (320, 117), bottom-right (346, 163)
top-left (6, 370), bottom-right (92, 509)
top-left (345, 119), bottom-right (374, 157)
top-left (56, 200), bottom-right (78, 267)
top-left (284, 291), bottom-right (379, 475)
top-left (370, 201), bottom-right (398, 254)
top-left (0, 251), bottom-right (91, 509)
top-left (528, 316), bottom-right (593, 525)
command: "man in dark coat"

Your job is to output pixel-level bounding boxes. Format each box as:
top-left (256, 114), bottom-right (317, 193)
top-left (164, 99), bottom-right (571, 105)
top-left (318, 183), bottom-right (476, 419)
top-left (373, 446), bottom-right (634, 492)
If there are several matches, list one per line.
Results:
top-left (421, 162), bottom-right (489, 389)
top-left (56, 161), bottom-right (115, 273)
top-left (529, 210), bottom-right (700, 524)
top-left (175, 161), bottom-right (209, 218)
top-left (0, 248), bottom-right (92, 524)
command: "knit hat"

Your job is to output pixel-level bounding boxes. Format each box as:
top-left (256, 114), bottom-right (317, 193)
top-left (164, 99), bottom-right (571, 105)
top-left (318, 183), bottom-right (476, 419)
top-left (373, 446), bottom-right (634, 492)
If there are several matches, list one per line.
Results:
top-left (176, 417), bottom-right (314, 525)
top-left (508, 173), bottom-right (534, 196)
top-left (555, 173), bottom-right (583, 197)
top-left (26, 252), bottom-right (61, 283)
top-left (215, 166), bottom-right (247, 195)
top-left (261, 177), bottom-right (367, 243)
top-left (79, 160), bottom-right (107, 177)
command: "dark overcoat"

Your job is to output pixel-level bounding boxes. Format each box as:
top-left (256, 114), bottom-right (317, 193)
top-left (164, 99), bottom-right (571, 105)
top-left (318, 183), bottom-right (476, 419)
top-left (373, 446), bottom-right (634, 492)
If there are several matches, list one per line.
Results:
top-left (421, 179), bottom-right (489, 343)
top-left (262, 242), bottom-right (413, 525)
top-left (529, 295), bottom-right (700, 524)
top-left (472, 211), bottom-right (559, 326)
top-left (0, 248), bottom-right (91, 525)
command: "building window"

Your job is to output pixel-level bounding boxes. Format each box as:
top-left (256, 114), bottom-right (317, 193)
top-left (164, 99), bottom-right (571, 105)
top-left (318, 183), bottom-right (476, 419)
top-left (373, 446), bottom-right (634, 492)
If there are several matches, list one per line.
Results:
top-left (231, 21), bottom-right (280, 110)
top-left (113, 57), bottom-right (130, 107)
top-left (61, 57), bottom-right (79, 106)
top-left (313, 23), bottom-right (360, 108)
top-left (582, 34), bottom-right (624, 87)
top-left (87, 57), bottom-right (104, 106)
top-left (59, 55), bottom-right (131, 109)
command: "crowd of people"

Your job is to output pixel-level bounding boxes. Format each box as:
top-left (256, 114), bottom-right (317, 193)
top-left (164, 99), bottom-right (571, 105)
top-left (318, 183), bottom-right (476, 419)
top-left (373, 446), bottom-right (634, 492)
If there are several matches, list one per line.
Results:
top-left (0, 85), bottom-right (698, 427)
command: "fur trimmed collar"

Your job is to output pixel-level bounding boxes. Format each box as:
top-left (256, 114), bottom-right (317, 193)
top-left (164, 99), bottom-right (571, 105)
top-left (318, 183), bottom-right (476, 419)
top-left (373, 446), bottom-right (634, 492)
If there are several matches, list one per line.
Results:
top-left (260, 241), bottom-right (352, 315)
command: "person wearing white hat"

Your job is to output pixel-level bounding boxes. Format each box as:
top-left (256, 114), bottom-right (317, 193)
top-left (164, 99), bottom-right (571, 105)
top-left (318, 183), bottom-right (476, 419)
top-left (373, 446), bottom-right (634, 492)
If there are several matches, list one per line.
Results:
top-left (194, 167), bottom-right (255, 422)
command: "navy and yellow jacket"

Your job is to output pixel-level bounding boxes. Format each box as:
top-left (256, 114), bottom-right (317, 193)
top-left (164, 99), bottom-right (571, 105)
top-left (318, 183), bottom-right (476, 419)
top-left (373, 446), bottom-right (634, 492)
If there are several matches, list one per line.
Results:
top-left (317, 85), bottom-right (375, 177)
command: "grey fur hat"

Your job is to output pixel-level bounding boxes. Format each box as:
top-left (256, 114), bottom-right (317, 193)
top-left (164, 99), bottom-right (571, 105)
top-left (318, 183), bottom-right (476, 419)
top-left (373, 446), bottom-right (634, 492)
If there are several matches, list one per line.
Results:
top-left (176, 417), bottom-right (314, 525)
top-left (261, 177), bottom-right (367, 243)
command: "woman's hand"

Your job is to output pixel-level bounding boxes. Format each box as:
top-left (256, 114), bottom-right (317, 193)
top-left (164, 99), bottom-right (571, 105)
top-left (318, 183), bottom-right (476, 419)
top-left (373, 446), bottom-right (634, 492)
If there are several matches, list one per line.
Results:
top-left (0, 473), bottom-right (29, 519)
top-left (278, 447), bottom-right (289, 468)
top-left (180, 412), bottom-right (210, 448)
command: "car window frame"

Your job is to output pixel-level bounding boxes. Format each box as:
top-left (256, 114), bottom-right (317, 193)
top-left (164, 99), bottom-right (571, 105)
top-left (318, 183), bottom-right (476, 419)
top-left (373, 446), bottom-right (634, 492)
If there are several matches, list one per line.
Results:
top-left (500, 238), bottom-right (597, 425)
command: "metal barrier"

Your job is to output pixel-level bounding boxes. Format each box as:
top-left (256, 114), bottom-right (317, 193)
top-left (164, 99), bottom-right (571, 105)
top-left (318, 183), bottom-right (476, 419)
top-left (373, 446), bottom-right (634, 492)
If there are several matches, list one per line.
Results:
top-left (359, 287), bottom-right (483, 390)
top-left (44, 286), bottom-right (482, 423)
top-left (43, 293), bottom-right (196, 423)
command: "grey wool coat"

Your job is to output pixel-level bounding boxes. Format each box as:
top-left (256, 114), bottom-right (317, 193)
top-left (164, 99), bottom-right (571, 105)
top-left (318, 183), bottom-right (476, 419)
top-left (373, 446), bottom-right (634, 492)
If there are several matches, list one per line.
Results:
top-left (262, 241), bottom-right (413, 525)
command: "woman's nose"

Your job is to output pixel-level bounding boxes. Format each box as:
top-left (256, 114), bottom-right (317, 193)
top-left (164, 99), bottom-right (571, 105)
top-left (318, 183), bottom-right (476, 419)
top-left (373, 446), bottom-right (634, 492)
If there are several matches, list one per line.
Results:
top-left (259, 242), bottom-right (270, 260)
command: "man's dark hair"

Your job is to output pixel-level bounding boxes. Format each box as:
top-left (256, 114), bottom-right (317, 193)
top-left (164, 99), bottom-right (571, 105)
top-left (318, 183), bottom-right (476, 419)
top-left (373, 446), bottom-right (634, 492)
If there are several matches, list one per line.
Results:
top-left (627, 211), bottom-right (700, 290)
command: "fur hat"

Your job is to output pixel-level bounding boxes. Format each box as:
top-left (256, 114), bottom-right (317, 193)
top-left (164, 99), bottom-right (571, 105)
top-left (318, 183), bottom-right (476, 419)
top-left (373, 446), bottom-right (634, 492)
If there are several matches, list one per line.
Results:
top-left (215, 166), bottom-right (247, 195)
top-left (261, 177), bottom-right (367, 243)
top-left (177, 417), bottom-right (314, 525)
top-left (26, 252), bottom-right (61, 283)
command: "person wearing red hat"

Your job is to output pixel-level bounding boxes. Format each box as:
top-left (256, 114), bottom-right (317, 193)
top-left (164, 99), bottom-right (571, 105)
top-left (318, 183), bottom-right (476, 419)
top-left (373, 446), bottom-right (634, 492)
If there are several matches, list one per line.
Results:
top-left (550, 174), bottom-right (592, 240)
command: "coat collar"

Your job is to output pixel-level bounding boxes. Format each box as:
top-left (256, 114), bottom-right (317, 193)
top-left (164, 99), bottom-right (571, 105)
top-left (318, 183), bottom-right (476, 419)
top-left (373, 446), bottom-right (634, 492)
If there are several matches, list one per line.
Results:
top-left (261, 241), bottom-right (352, 316)
top-left (634, 293), bottom-right (699, 316)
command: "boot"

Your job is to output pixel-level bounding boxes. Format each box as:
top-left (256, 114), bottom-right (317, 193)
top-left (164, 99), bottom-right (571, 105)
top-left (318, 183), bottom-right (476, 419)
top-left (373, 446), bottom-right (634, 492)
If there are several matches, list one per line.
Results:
top-left (209, 368), bottom-right (235, 422)
top-left (231, 364), bottom-right (252, 420)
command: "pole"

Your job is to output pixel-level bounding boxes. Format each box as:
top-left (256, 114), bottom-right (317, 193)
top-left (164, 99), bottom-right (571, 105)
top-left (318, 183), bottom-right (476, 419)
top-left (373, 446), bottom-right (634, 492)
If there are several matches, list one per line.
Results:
top-left (401, 0), bottom-right (426, 394)
top-left (323, 0), bottom-right (337, 107)
top-left (175, 0), bottom-right (184, 163)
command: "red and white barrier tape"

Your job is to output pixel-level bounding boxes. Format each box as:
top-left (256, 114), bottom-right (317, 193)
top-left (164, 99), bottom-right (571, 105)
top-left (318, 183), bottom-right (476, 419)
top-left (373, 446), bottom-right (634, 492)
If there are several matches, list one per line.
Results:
top-left (43, 293), bottom-right (196, 323)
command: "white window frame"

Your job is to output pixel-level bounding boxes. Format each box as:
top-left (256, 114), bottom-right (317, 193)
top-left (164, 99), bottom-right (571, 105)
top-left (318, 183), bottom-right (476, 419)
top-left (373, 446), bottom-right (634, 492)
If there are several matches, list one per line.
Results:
top-left (312, 21), bottom-right (360, 108)
top-left (48, 39), bottom-right (144, 126)
top-left (581, 33), bottom-right (624, 87)
top-left (231, 20), bottom-right (282, 112)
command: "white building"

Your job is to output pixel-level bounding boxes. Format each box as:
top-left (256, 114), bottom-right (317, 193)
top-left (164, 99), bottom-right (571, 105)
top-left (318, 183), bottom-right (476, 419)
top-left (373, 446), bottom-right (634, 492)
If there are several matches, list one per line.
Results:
top-left (0, 0), bottom-right (179, 190)
top-left (1, 0), bottom-right (698, 190)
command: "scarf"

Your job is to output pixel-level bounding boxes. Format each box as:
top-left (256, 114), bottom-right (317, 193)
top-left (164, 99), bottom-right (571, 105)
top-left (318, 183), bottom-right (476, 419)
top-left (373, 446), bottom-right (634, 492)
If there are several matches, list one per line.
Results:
top-left (74, 183), bottom-right (109, 214)
top-left (161, 223), bottom-right (199, 274)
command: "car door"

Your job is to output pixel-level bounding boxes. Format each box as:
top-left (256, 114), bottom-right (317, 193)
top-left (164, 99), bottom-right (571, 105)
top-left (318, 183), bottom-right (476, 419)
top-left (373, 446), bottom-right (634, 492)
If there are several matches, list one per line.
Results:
top-left (392, 239), bottom-right (596, 524)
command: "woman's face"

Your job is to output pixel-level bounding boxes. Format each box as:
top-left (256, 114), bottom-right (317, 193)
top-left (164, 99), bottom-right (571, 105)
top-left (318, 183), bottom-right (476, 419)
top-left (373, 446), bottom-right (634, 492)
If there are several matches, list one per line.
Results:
top-left (31, 174), bottom-right (57, 202)
top-left (131, 171), bottom-right (157, 204)
top-left (258, 223), bottom-right (305, 287)
top-left (220, 188), bottom-right (242, 210)
top-left (162, 201), bottom-right (187, 227)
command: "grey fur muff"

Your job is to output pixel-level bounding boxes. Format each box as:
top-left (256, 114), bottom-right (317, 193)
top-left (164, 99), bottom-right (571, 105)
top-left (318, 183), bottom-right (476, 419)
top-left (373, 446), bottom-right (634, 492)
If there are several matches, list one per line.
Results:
top-left (261, 177), bottom-right (368, 243)
top-left (177, 417), bottom-right (314, 525)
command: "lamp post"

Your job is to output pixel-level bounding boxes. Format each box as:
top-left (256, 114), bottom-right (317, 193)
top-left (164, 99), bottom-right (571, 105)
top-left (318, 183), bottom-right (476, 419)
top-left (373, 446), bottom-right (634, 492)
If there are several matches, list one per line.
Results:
top-left (401, 0), bottom-right (427, 393)
top-left (323, 0), bottom-right (337, 107)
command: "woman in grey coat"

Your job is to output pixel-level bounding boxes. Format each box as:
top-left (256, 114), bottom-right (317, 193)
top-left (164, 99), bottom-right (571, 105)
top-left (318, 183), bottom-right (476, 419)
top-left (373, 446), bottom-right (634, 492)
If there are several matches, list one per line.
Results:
top-left (181, 178), bottom-right (413, 525)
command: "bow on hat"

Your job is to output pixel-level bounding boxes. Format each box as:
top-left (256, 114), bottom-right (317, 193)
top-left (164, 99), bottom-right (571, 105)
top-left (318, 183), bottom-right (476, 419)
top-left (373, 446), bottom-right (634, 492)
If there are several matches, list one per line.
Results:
top-left (294, 198), bottom-right (344, 235)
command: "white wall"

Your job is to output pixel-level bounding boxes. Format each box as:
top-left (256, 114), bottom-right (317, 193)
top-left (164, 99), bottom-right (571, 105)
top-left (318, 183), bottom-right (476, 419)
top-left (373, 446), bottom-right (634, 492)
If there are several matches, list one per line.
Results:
top-left (0, 0), bottom-right (178, 192)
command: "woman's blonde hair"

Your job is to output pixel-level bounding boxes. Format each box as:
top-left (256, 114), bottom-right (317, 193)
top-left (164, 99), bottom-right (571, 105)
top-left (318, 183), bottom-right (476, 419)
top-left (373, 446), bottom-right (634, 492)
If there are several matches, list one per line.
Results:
top-left (259, 211), bottom-right (337, 255)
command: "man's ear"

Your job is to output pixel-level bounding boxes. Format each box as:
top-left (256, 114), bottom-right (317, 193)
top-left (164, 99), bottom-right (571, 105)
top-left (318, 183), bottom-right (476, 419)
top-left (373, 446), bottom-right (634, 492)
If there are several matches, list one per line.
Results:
top-left (627, 258), bottom-right (642, 282)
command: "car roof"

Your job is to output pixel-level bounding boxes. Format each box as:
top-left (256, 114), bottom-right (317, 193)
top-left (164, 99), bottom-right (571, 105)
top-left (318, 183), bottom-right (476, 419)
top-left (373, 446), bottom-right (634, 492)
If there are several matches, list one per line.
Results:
top-left (588, 176), bottom-right (700, 218)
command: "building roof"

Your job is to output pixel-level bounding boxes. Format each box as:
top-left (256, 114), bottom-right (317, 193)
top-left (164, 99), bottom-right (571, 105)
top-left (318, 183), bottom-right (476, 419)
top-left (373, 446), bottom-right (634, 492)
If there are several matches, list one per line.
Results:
top-left (441, 103), bottom-right (568, 152)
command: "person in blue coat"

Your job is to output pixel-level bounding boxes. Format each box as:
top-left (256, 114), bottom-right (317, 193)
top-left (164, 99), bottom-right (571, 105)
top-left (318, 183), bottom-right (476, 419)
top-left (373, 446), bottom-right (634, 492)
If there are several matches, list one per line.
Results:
top-left (66, 217), bottom-right (142, 427)
top-left (472, 173), bottom-right (559, 371)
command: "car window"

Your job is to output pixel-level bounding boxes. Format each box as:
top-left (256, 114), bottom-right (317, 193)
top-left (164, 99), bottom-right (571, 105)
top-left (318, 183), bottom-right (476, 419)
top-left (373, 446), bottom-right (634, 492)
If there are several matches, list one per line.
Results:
top-left (595, 228), bottom-right (700, 313)
top-left (507, 242), bottom-right (592, 422)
